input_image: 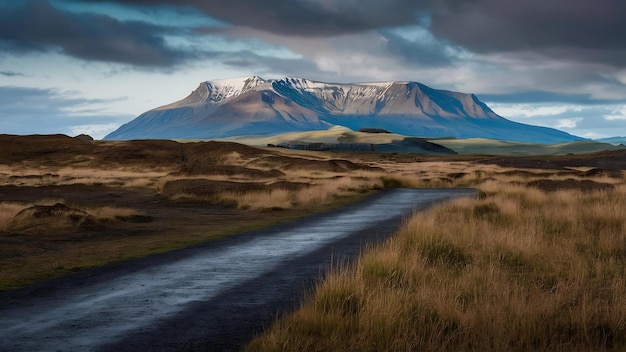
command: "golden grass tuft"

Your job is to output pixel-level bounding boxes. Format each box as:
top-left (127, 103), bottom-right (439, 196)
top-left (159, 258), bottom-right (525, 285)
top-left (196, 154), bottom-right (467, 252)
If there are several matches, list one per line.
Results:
top-left (83, 206), bottom-right (144, 221)
top-left (219, 188), bottom-right (293, 210)
top-left (216, 176), bottom-right (383, 210)
top-left (248, 179), bottom-right (626, 351)
top-left (0, 202), bottom-right (30, 232)
top-left (0, 165), bottom-right (169, 188)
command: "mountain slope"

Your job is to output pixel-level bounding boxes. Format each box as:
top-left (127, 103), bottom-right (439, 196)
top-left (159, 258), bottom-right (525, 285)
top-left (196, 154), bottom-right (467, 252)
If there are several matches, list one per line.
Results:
top-left (105, 76), bottom-right (581, 143)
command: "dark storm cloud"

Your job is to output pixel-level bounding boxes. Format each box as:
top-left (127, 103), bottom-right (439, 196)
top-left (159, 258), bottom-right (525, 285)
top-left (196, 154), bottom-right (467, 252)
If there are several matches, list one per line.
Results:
top-left (202, 49), bottom-right (351, 83)
top-left (429, 0), bottom-right (626, 66)
top-left (5, 0), bottom-right (621, 73)
top-left (78, 0), bottom-right (626, 68)
top-left (0, 71), bottom-right (27, 77)
top-left (0, 0), bottom-right (188, 66)
top-left (481, 91), bottom-right (626, 106)
top-left (380, 29), bottom-right (454, 67)
top-left (78, 0), bottom-right (432, 36)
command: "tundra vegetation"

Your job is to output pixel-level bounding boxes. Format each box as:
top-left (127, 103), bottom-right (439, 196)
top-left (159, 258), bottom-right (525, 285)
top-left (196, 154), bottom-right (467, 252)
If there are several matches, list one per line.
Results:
top-left (248, 170), bottom-right (626, 351)
top-left (1, 135), bottom-right (625, 351)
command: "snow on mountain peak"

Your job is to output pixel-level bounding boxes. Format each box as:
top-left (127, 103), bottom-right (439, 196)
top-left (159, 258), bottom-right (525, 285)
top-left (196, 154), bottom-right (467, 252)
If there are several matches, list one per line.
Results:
top-left (276, 76), bottom-right (394, 91)
top-left (279, 77), bottom-right (330, 90)
top-left (203, 76), bottom-right (268, 104)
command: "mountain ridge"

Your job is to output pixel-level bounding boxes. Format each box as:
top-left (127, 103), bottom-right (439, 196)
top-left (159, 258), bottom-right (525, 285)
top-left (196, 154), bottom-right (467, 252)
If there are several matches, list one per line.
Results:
top-left (105, 76), bottom-right (582, 143)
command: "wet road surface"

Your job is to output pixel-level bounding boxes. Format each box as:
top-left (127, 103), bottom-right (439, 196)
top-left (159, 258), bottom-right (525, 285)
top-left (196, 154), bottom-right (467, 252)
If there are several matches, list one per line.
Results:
top-left (0, 188), bottom-right (475, 351)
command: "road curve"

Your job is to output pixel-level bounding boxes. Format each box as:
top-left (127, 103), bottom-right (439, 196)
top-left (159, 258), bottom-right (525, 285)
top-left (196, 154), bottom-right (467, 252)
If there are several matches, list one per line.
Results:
top-left (0, 188), bottom-right (475, 352)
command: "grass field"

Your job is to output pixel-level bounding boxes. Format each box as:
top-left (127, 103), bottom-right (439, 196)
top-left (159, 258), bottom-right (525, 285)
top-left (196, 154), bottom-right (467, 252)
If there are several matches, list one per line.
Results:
top-left (248, 171), bottom-right (626, 351)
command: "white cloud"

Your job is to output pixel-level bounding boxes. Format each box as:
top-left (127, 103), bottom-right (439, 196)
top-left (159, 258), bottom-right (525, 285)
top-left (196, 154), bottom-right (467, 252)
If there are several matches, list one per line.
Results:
top-left (615, 70), bottom-right (626, 85)
top-left (489, 104), bottom-right (580, 119)
top-left (482, 102), bottom-right (626, 138)
top-left (605, 106), bottom-right (626, 120)
top-left (555, 118), bottom-right (581, 129)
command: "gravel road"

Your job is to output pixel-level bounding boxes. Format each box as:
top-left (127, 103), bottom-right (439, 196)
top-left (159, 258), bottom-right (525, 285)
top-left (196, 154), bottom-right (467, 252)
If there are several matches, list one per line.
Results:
top-left (0, 188), bottom-right (475, 351)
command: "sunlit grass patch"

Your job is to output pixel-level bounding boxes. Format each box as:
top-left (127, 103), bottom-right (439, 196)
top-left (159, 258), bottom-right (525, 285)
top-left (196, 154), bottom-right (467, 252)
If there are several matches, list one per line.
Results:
top-left (210, 175), bottom-right (387, 210)
top-left (219, 188), bottom-right (293, 210)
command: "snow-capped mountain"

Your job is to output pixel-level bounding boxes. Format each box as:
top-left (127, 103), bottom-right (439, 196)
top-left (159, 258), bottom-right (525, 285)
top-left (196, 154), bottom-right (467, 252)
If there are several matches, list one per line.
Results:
top-left (105, 76), bottom-right (581, 143)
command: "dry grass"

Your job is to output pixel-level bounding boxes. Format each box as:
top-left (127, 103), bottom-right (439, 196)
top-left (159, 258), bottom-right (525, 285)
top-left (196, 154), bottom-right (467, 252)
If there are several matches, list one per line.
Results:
top-left (217, 176), bottom-right (383, 210)
top-left (0, 202), bottom-right (30, 232)
top-left (248, 176), bottom-right (626, 351)
top-left (0, 165), bottom-right (168, 189)
top-left (0, 198), bottom-right (65, 229)
top-left (83, 205), bottom-right (144, 221)
top-left (219, 188), bottom-right (293, 210)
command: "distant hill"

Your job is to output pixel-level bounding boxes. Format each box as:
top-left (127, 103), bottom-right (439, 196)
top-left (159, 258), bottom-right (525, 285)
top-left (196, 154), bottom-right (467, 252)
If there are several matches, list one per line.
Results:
top-left (225, 127), bottom-right (623, 156)
top-left (596, 136), bottom-right (626, 145)
top-left (105, 76), bottom-right (582, 144)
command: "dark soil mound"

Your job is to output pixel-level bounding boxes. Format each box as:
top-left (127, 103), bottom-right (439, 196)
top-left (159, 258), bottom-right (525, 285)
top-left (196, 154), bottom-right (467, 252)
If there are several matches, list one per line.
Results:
top-left (480, 150), bottom-right (626, 171)
top-left (177, 165), bottom-right (285, 178)
top-left (497, 170), bottom-right (580, 178)
top-left (266, 180), bottom-right (310, 191)
top-left (280, 158), bottom-right (378, 172)
top-left (447, 172), bottom-right (468, 179)
top-left (479, 157), bottom-right (565, 170)
top-left (0, 135), bottom-right (277, 172)
top-left (358, 128), bottom-right (391, 134)
top-left (580, 168), bottom-right (624, 178)
top-left (74, 134), bottom-right (94, 141)
top-left (161, 179), bottom-right (308, 198)
top-left (9, 203), bottom-right (99, 235)
top-left (95, 140), bottom-right (273, 170)
top-left (183, 141), bottom-right (268, 162)
top-left (162, 180), bottom-right (255, 198)
top-left (178, 142), bottom-right (285, 176)
top-left (0, 134), bottom-right (97, 165)
top-left (552, 150), bottom-right (626, 170)
top-left (527, 179), bottom-right (615, 192)
top-left (94, 140), bottom-right (184, 167)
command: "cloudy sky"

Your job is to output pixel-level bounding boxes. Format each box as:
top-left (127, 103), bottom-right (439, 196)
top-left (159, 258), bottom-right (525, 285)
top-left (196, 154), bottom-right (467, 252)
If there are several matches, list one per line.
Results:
top-left (1, 0), bottom-right (626, 140)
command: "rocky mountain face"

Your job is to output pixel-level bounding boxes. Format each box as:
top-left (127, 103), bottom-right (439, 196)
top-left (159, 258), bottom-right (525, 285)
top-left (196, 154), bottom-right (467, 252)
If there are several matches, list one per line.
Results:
top-left (105, 76), bottom-right (581, 143)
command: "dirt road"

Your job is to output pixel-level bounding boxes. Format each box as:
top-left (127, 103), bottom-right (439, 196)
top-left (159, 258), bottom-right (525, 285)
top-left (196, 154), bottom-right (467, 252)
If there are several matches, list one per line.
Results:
top-left (0, 188), bottom-right (474, 351)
